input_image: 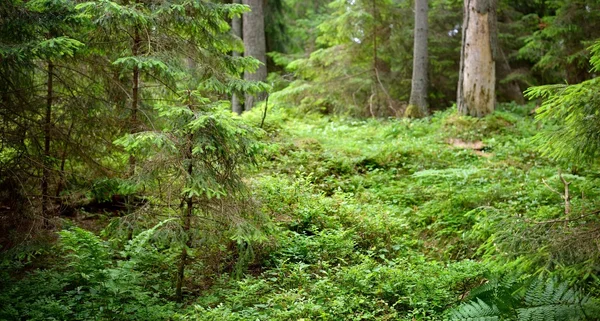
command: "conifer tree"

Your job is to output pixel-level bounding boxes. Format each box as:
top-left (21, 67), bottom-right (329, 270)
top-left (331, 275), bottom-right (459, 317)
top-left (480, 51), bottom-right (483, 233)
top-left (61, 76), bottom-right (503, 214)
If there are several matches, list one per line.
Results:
top-left (0, 0), bottom-right (85, 221)
top-left (92, 0), bottom-right (267, 300)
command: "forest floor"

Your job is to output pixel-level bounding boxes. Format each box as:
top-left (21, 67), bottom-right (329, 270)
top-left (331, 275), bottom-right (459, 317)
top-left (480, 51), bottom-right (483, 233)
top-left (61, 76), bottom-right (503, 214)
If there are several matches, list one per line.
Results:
top-left (3, 104), bottom-right (599, 321)
top-left (181, 104), bottom-right (600, 320)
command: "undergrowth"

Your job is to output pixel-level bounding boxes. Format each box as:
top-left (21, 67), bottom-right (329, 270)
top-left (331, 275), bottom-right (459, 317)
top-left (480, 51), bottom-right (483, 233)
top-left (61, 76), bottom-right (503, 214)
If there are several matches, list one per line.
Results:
top-left (3, 104), bottom-right (600, 320)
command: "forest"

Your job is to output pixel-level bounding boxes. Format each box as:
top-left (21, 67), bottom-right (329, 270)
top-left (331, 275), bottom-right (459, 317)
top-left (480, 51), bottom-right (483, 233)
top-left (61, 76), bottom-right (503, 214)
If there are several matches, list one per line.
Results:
top-left (1, 0), bottom-right (600, 320)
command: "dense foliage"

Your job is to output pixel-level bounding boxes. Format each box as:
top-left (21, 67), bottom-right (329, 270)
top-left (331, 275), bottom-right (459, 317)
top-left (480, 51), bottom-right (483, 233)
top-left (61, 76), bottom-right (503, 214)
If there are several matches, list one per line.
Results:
top-left (2, 0), bottom-right (600, 320)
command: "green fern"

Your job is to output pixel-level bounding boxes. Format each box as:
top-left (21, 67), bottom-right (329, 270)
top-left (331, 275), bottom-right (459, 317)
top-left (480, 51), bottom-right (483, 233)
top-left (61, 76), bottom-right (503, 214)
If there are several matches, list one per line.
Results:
top-left (450, 275), bottom-right (600, 321)
top-left (471, 273), bottom-right (525, 314)
top-left (451, 298), bottom-right (501, 321)
top-left (517, 278), bottom-right (598, 321)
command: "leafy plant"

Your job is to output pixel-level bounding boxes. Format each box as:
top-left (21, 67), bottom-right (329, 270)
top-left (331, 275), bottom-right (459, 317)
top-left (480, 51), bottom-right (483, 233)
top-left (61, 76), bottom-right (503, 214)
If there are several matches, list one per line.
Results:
top-left (451, 275), bottom-right (600, 321)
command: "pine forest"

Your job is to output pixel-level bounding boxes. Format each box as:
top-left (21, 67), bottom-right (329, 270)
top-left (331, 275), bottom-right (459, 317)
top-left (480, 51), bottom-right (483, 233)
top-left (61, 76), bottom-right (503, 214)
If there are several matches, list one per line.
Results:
top-left (2, 0), bottom-right (600, 320)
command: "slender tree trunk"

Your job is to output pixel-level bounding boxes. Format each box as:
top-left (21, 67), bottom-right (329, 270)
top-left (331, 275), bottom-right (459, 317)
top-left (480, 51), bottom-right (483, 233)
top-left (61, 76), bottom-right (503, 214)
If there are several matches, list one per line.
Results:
top-left (370, 0), bottom-right (378, 117)
top-left (457, 0), bottom-right (497, 117)
top-left (176, 185), bottom-right (192, 302)
top-left (55, 120), bottom-right (74, 198)
top-left (176, 96), bottom-right (195, 302)
top-left (129, 26), bottom-right (141, 176)
top-left (232, 0), bottom-right (243, 114)
top-left (243, 0), bottom-right (267, 111)
top-left (407, 0), bottom-right (429, 117)
top-left (42, 60), bottom-right (53, 221)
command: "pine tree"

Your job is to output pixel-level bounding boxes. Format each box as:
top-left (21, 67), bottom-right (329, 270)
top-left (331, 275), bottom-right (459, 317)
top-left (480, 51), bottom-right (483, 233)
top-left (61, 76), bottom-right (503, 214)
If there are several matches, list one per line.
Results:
top-left (0, 0), bottom-right (86, 222)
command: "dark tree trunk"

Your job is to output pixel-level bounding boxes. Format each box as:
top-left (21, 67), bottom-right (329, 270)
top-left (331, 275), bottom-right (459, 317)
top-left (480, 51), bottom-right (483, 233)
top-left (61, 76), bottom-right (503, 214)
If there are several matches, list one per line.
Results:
top-left (243, 0), bottom-right (267, 111)
top-left (42, 60), bottom-right (53, 221)
top-left (55, 120), bottom-right (74, 198)
top-left (176, 94), bottom-right (195, 302)
top-left (176, 188), bottom-right (193, 302)
top-left (129, 26), bottom-right (141, 176)
top-left (457, 0), bottom-right (497, 117)
top-left (407, 0), bottom-right (429, 118)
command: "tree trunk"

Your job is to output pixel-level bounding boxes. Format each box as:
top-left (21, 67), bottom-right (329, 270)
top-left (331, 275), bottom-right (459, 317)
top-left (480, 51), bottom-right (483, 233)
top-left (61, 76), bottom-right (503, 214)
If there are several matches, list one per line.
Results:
top-left (243, 0), bottom-right (267, 111)
top-left (232, 0), bottom-right (243, 114)
top-left (42, 59), bottom-right (53, 221)
top-left (175, 192), bottom-right (192, 302)
top-left (370, 0), bottom-right (378, 118)
top-left (129, 26), bottom-right (141, 176)
top-left (176, 93), bottom-right (195, 302)
top-left (407, 0), bottom-right (429, 118)
top-left (457, 0), bottom-right (497, 117)
top-left (55, 120), bottom-right (74, 198)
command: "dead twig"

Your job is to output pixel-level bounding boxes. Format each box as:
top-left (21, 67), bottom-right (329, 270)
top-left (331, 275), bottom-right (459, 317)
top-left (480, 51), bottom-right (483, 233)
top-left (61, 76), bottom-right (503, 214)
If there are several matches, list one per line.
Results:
top-left (541, 171), bottom-right (571, 220)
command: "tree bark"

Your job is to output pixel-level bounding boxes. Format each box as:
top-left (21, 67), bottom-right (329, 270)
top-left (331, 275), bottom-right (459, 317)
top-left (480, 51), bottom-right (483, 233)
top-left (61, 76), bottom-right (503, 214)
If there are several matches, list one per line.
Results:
top-left (175, 183), bottom-right (192, 302)
top-left (232, 0), bottom-right (243, 114)
top-left (407, 0), bottom-right (429, 117)
top-left (176, 109), bottom-right (194, 301)
top-left (370, 0), bottom-right (378, 117)
top-left (457, 0), bottom-right (497, 117)
top-left (243, 0), bottom-right (267, 111)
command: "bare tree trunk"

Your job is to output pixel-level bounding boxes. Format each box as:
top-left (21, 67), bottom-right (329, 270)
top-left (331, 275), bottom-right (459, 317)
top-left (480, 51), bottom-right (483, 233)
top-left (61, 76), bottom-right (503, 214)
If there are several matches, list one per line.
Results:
top-left (129, 26), bottom-right (141, 176)
top-left (232, 0), bottom-right (243, 114)
top-left (42, 60), bottom-right (53, 221)
top-left (457, 0), bottom-right (497, 117)
top-left (243, 0), bottom-right (267, 111)
top-left (407, 0), bottom-right (429, 118)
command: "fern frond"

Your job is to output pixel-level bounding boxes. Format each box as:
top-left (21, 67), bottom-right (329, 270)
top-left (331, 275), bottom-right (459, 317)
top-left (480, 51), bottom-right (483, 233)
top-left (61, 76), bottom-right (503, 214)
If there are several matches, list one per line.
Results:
top-left (467, 273), bottom-right (524, 314)
top-left (517, 278), bottom-right (596, 321)
top-left (450, 298), bottom-right (501, 321)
